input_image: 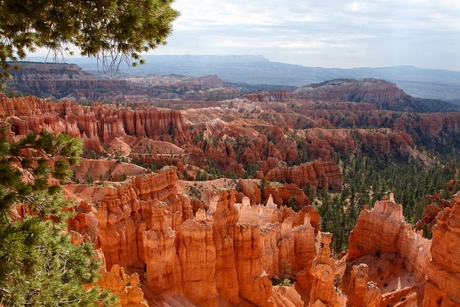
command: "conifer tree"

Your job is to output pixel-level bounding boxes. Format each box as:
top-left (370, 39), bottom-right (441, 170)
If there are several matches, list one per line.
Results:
top-left (0, 127), bottom-right (116, 306)
top-left (0, 0), bottom-right (179, 80)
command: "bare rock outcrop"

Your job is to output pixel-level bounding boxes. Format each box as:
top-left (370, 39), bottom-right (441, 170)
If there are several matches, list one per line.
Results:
top-left (178, 219), bottom-right (218, 306)
top-left (94, 264), bottom-right (149, 307)
top-left (264, 183), bottom-right (310, 209)
top-left (344, 195), bottom-right (460, 306)
top-left (348, 196), bottom-right (431, 280)
top-left (265, 160), bottom-right (343, 191)
top-left (209, 190), bottom-right (240, 305)
top-left (347, 264), bottom-right (382, 307)
top-left (0, 94), bottom-right (188, 154)
top-left (423, 193), bottom-right (460, 306)
top-left (310, 232), bottom-right (340, 307)
top-left (67, 165), bottom-right (324, 306)
top-left (293, 79), bottom-right (408, 108)
top-left (292, 78), bottom-right (454, 112)
top-left (347, 198), bottom-right (406, 259)
top-left (235, 224), bottom-right (274, 306)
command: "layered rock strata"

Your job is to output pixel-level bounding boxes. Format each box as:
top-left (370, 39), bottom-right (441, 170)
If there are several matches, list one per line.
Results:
top-left (310, 232), bottom-right (340, 307)
top-left (423, 193), bottom-right (460, 306)
top-left (347, 196), bottom-right (431, 281)
top-left (0, 94), bottom-right (188, 153)
top-left (66, 166), bottom-right (322, 306)
top-left (347, 264), bottom-right (382, 307)
top-left (347, 194), bottom-right (460, 306)
top-left (265, 160), bottom-right (344, 191)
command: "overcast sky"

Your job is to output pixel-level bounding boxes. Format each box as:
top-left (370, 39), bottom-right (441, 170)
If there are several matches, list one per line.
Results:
top-left (152, 0), bottom-right (460, 70)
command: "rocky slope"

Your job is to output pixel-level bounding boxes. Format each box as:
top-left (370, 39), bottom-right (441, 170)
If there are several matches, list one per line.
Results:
top-left (5, 63), bottom-right (459, 112)
top-left (65, 166), bottom-right (324, 306)
top-left (0, 94), bottom-right (349, 185)
top-left (4, 62), bottom-right (239, 101)
top-left (4, 62), bottom-right (140, 101)
top-left (1, 91), bottom-right (460, 306)
top-left (423, 192), bottom-right (460, 306)
top-left (64, 161), bottom-right (460, 306)
top-left (345, 193), bottom-right (460, 306)
top-left (292, 78), bottom-right (459, 112)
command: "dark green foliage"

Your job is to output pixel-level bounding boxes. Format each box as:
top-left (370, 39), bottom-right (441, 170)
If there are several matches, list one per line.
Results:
top-left (0, 129), bottom-right (115, 306)
top-left (318, 153), bottom-right (457, 254)
top-left (195, 169), bottom-right (208, 181)
top-left (296, 140), bottom-right (311, 164)
top-left (186, 185), bottom-right (202, 200)
top-left (0, 0), bottom-right (179, 81)
top-left (271, 259), bottom-right (295, 287)
top-left (245, 163), bottom-right (259, 178)
top-left (0, 129), bottom-right (82, 214)
top-left (422, 223), bottom-right (432, 239)
top-left (287, 196), bottom-right (298, 211)
top-left (0, 216), bottom-right (114, 306)
top-left (259, 177), bottom-right (269, 203)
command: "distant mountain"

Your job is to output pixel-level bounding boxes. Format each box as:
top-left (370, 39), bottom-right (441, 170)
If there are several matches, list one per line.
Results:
top-left (292, 78), bottom-right (459, 112)
top-left (3, 62), bottom-right (138, 101)
top-left (3, 62), bottom-right (241, 101)
top-left (50, 55), bottom-right (460, 104)
top-left (4, 61), bottom-right (460, 112)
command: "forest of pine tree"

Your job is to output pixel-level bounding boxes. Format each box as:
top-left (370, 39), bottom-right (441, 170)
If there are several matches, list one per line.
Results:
top-left (315, 153), bottom-right (459, 254)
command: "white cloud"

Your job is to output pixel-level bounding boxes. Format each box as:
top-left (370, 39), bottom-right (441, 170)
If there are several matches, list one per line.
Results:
top-left (160, 0), bottom-right (460, 70)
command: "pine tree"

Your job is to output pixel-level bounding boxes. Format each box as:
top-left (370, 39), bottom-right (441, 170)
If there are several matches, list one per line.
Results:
top-left (0, 0), bottom-right (179, 81)
top-left (0, 127), bottom-right (116, 306)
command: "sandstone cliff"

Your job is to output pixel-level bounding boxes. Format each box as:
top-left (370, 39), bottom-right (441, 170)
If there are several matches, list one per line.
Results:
top-left (347, 196), bottom-right (431, 280)
top-left (423, 192), bottom-right (460, 306)
top-left (347, 264), bottom-right (382, 307)
top-left (65, 166), bottom-right (326, 306)
top-left (0, 94), bottom-right (188, 154)
top-left (265, 160), bottom-right (344, 192)
top-left (345, 194), bottom-right (460, 306)
top-left (292, 78), bottom-right (458, 112)
top-left (5, 63), bottom-right (240, 101)
top-left (66, 177), bottom-right (460, 306)
top-left (310, 232), bottom-right (340, 307)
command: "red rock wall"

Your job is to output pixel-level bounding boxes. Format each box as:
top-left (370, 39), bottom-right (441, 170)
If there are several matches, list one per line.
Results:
top-left (265, 159), bottom-right (343, 191)
top-left (347, 196), bottom-right (431, 281)
top-left (423, 194), bottom-right (460, 306)
top-left (66, 167), bottom-right (322, 306)
top-left (0, 94), bottom-right (188, 152)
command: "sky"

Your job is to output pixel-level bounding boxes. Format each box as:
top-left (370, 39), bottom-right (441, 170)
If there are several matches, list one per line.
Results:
top-left (151, 0), bottom-right (460, 70)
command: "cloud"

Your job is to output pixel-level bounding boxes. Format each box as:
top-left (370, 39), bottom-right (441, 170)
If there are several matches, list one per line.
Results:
top-left (158, 0), bottom-right (460, 70)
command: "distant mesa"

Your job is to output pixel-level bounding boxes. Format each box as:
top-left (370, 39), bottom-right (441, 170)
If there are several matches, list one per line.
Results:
top-left (19, 55), bottom-right (460, 103)
top-left (3, 61), bottom-right (459, 112)
top-left (292, 78), bottom-right (459, 112)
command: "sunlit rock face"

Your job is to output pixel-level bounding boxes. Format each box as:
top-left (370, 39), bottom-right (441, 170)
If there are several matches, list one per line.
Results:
top-left (423, 193), bottom-right (460, 307)
top-left (0, 93), bottom-right (188, 154)
top-left (265, 160), bottom-right (344, 191)
top-left (346, 194), bottom-right (460, 306)
top-left (309, 232), bottom-right (340, 307)
top-left (348, 196), bottom-right (431, 278)
top-left (65, 164), bottom-right (322, 306)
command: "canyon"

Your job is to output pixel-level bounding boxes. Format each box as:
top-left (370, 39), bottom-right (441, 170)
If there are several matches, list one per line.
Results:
top-left (65, 165), bottom-right (460, 306)
top-left (1, 71), bottom-right (460, 306)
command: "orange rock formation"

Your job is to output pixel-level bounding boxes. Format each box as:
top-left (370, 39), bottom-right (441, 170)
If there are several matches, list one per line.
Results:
top-left (265, 159), bottom-right (344, 192)
top-left (346, 193), bottom-right (460, 306)
top-left (65, 166), bottom-right (325, 306)
top-left (423, 192), bottom-right (460, 306)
